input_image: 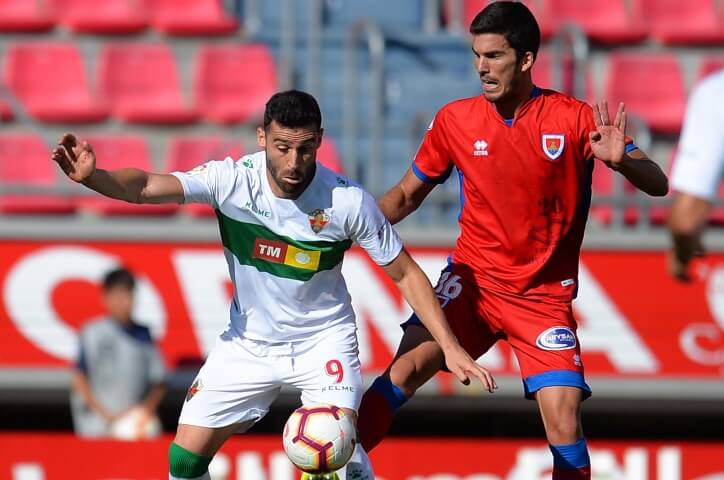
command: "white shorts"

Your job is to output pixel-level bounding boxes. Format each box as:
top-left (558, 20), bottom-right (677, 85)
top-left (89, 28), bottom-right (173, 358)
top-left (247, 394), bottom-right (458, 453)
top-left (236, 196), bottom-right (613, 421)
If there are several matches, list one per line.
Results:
top-left (178, 325), bottom-right (363, 429)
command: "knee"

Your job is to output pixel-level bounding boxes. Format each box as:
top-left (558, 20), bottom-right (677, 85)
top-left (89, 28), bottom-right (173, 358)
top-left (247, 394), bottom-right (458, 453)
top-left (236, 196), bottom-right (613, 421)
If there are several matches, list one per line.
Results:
top-left (387, 358), bottom-right (426, 398)
top-left (544, 413), bottom-right (581, 444)
top-left (169, 442), bottom-right (211, 479)
top-left (537, 388), bottom-right (583, 444)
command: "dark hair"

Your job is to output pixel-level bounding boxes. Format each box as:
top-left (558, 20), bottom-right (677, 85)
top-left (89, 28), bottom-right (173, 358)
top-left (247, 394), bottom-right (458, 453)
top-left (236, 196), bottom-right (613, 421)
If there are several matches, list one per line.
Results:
top-left (263, 90), bottom-right (322, 130)
top-left (469, 1), bottom-right (540, 62)
top-left (102, 268), bottom-right (135, 291)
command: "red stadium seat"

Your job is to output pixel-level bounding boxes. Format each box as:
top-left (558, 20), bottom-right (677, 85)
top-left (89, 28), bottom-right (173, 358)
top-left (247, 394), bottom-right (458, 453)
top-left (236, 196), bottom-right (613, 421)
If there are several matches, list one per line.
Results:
top-left (166, 136), bottom-right (244, 217)
top-left (604, 53), bottom-right (686, 134)
top-left (0, 98), bottom-right (13, 121)
top-left (633, 0), bottom-right (724, 45)
top-left (98, 43), bottom-right (197, 124)
top-left (148, 0), bottom-right (238, 35)
top-left (0, 0), bottom-right (54, 32)
top-left (0, 134), bottom-right (76, 214)
top-left (590, 162), bottom-right (614, 225)
top-left (4, 43), bottom-right (108, 123)
top-left (698, 56), bottom-right (724, 81)
top-left (545, 0), bottom-right (647, 44)
top-left (49, 0), bottom-right (148, 34)
top-left (195, 44), bottom-right (277, 124)
top-left (455, 0), bottom-right (553, 39)
top-left (77, 136), bottom-right (179, 215)
top-left (532, 49), bottom-right (593, 101)
top-left (590, 162), bottom-right (639, 226)
top-left (317, 138), bottom-right (344, 174)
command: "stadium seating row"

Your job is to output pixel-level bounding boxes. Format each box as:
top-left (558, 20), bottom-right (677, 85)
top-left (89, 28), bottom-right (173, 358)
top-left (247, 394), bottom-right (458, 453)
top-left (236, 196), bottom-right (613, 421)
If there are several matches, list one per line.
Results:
top-left (599, 53), bottom-right (723, 134)
top-left (592, 149), bottom-right (724, 227)
top-left (3, 0), bottom-right (723, 46)
top-left (0, 0), bottom-right (237, 35)
top-left (2, 132), bottom-right (719, 227)
top-left (0, 134), bottom-right (343, 216)
top-left (3, 43), bottom-right (276, 125)
top-left (3, 41), bottom-right (721, 134)
top-left (460, 0), bottom-right (724, 45)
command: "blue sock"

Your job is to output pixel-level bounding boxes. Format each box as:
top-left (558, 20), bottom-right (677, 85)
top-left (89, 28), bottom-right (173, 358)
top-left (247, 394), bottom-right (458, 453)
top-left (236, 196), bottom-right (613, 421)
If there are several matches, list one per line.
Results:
top-left (550, 438), bottom-right (590, 470)
top-left (370, 376), bottom-right (408, 410)
top-left (358, 376), bottom-right (408, 451)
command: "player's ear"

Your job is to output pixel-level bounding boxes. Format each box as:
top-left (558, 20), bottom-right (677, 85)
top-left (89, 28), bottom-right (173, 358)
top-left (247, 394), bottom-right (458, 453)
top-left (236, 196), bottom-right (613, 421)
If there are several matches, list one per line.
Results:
top-left (520, 51), bottom-right (535, 74)
top-left (257, 126), bottom-right (266, 148)
top-left (317, 128), bottom-right (324, 147)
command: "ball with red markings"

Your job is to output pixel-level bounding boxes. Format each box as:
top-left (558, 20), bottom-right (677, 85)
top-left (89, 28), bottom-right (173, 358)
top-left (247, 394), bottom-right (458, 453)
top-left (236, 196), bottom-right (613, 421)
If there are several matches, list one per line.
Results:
top-left (282, 404), bottom-right (356, 474)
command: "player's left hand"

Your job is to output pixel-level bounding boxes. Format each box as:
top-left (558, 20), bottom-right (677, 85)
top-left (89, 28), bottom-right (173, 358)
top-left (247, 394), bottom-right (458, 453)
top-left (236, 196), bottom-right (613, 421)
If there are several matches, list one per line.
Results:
top-left (590, 101), bottom-right (626, 168)
top-left (442, 344), bottom-right (497, 393)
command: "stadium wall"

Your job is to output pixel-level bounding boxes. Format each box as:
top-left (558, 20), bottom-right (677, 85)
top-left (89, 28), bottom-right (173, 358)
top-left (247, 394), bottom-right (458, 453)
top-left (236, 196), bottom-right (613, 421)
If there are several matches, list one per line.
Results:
top-left (2, 433), bottom-right (724, 480)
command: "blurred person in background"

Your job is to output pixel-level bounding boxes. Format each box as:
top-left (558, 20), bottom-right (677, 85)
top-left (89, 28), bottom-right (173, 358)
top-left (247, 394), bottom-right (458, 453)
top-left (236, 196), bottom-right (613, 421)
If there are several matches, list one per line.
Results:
top-left (668, 69), bottom-right (724, 281)
top-left (70, 267), bottom-right (166, 439)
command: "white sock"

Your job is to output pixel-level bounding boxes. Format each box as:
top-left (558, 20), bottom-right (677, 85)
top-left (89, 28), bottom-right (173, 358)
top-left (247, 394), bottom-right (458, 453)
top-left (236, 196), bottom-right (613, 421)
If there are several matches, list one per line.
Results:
top-left (169, 473), bottom-right (210, 480)
top-left (340, 443), bottom-right (374, 479)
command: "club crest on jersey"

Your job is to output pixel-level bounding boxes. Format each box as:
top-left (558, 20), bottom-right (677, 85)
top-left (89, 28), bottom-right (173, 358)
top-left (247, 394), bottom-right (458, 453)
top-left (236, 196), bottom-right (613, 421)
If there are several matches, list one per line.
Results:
top-left (542, 134), bottom-right (565, 161)
top-left (308, 209), bottom-right (330, 233)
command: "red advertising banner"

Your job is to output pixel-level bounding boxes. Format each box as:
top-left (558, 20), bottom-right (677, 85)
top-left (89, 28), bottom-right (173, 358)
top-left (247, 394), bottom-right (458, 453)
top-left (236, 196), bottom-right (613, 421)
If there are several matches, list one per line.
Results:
top-left (0, 240), bottom-right (722, 380)
top-left (1, 433), bottom-right (723, 480)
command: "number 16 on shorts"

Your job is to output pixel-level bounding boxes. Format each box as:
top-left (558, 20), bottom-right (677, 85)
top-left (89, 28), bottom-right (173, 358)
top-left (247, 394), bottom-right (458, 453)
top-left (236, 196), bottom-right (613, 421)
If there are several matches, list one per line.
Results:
top-left (434, 271), bottom-right (463, 308)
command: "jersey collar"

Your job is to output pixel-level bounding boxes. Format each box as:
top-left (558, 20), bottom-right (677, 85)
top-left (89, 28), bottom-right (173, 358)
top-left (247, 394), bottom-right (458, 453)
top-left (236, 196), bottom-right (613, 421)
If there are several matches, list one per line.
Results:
top-left (496, 86), bottom-right (543, 127)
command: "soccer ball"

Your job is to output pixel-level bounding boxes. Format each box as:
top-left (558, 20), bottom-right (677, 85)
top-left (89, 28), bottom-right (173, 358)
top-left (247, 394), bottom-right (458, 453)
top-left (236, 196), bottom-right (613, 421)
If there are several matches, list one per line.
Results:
top-left (110, 406), bottom-right (162, 440)
top-left (282, 404), bottom-right (356, 474)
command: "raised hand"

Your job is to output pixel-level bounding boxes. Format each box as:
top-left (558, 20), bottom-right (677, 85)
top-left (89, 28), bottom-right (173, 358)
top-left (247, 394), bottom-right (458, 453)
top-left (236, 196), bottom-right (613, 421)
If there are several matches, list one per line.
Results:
top-left (443, 343), bottom-right (497, 393)
top-left (52, 133), bottom-right (96, 183)
top-left (590, 101), bottom-right (627, 168)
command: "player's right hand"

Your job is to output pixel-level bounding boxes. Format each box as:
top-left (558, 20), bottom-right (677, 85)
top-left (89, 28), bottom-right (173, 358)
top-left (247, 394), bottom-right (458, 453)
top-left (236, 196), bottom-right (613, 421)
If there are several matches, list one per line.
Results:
top-left (443, 343), bottom-right (498, 393)
top-left (52, 133), bottom-right (96, 184)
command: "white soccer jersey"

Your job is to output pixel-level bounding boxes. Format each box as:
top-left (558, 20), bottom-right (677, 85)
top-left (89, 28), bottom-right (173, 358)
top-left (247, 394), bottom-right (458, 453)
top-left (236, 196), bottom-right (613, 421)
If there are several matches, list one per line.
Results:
top-left (671, 70), bottom-right (724, 200)
top-left (172, 151), bottom-right (403, 353)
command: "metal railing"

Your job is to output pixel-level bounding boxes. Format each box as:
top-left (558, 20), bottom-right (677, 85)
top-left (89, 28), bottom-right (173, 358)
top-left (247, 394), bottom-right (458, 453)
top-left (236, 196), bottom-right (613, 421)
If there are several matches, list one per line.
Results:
top-left (343, 19), bottom-right (386, 192)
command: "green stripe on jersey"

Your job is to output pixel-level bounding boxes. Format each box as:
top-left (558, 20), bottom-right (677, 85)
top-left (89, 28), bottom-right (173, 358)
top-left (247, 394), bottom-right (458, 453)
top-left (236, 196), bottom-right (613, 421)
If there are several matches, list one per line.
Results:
top-left (216, 210), bottom-right (352, 281)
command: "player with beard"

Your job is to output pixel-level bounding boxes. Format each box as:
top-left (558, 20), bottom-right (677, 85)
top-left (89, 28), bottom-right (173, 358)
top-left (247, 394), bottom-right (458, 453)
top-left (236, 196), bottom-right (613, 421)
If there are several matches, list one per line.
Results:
top-left (52, 90), bottom-right (494, 480)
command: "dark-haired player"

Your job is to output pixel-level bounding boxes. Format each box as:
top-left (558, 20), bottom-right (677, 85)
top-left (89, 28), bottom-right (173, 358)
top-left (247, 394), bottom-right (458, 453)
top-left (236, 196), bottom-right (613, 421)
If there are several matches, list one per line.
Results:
top-left (352, 2), bottom-right (668, 479)
top-left (52, 90), bottom-right (493, 480)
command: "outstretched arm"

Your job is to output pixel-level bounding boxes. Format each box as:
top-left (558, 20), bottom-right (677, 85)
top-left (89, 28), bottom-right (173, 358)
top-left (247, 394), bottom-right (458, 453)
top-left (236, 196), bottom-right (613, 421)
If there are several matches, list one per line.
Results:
top-left (381, 249), bottom-right (497, 392)
top-left (378, 169), bottom-right (436, 225)
top-left (52, 133), bottom-right (185, 204)
top-left (590, 102), bottom-right (669, 197)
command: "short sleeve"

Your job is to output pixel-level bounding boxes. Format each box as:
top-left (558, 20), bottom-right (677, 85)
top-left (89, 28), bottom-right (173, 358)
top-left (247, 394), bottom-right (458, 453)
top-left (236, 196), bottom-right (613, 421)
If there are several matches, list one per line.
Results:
top-left (348, 189), bottom-right (404, 266)
top-left (412, 109), bottom-right (454, 184)
top-left (170, 158), bottom-right (236, 207)
top-left (671, 76), bottom-right (724, 200)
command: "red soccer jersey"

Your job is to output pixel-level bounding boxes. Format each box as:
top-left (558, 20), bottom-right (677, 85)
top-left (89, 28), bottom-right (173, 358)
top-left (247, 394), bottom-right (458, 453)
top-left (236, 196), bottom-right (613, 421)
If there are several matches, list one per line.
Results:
top-left (413, 88), bottom-right (606, 301)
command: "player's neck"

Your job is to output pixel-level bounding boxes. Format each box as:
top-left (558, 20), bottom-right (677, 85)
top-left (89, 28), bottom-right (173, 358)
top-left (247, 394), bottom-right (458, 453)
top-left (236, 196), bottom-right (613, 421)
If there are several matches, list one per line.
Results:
top-left (493, 81), bottom-right (535, 120)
